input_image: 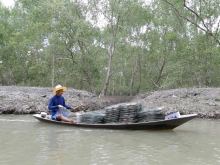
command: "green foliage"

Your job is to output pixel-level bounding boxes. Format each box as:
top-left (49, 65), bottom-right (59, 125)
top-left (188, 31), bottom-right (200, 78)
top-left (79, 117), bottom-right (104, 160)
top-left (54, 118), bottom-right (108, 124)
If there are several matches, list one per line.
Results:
top-left (0, 0), bottom-right (219, 95)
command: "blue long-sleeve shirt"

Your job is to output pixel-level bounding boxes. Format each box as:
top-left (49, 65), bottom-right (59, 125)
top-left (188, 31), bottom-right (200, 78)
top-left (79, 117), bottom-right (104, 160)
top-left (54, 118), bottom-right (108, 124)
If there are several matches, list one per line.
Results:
top-left (48, 95), bottom-right (72, 120)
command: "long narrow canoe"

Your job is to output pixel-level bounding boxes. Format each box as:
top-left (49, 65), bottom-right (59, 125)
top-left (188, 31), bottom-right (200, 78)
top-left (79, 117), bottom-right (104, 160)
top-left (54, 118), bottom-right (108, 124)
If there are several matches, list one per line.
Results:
top-left (33, 113), bottom-right (197, 130)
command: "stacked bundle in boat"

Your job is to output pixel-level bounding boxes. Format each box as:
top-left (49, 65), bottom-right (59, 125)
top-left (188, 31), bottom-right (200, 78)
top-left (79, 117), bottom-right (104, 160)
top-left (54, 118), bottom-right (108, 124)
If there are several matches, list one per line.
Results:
top-left (136, 106), bottom-right (166, 122)
top-left (118, 102), bottom-right (142, 123)
top-left (104, 104), bottom-right (121, 123)
top-left (77, 110), bottom-right (105, 124)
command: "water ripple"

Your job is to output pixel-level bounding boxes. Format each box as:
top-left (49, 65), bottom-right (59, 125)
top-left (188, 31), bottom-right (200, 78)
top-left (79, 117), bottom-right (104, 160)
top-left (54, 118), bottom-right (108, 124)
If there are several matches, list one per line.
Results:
top-left (0, 117), bottom-right (220, 165)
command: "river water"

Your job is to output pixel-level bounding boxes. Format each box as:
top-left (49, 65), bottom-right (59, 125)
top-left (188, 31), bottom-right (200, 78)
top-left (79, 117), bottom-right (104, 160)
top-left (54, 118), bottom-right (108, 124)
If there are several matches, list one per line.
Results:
top-left (0, 115), bottom-right (220, 165)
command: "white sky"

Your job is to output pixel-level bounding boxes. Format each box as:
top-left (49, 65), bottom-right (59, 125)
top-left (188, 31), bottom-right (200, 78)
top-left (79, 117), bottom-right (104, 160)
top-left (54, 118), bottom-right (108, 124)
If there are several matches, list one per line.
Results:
top-left (1, 0), bottom-right (14, 7)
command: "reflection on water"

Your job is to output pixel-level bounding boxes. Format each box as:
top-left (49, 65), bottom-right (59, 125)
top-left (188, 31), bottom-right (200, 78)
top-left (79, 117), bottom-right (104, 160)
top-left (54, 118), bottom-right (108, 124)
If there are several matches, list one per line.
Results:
top-left (0, 115), bottom-right (220, 165)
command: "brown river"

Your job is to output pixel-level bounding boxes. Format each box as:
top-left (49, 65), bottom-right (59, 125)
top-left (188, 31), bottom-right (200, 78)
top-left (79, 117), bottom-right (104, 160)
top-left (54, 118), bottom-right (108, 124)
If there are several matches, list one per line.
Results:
top-left (0, 115), bottom-right (220, 165)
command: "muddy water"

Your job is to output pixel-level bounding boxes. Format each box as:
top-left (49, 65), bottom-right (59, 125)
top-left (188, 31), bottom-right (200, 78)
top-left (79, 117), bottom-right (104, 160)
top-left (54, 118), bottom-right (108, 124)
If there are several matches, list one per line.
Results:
top-left (0, 115), bottom-right (220, 165)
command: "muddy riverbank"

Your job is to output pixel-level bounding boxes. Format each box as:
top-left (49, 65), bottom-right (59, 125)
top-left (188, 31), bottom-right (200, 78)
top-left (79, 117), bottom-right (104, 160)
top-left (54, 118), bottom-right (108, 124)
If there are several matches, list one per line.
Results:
top-left (0, 86), bottom-right (220, 119)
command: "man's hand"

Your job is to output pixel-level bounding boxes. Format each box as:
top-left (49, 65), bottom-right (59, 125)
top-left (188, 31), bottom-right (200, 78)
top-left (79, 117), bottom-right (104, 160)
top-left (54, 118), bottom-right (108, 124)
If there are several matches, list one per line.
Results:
top-left (71, 107), bottom-right (76, 112)
top-left (58, 105), bottom-right (64, 108)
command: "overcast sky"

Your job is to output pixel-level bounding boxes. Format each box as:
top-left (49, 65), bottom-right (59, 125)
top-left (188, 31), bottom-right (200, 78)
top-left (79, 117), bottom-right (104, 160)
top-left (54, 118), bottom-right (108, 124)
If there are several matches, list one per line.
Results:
top-left (1, 0), bottom-right (14, 7)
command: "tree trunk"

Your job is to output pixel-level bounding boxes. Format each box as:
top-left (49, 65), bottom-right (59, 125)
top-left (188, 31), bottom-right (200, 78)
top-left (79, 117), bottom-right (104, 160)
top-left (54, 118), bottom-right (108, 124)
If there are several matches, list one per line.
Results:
top-left (130, 55), bottom-right (139, 96)
top-left (153, 57), bottom-right (167, 90)
top-left (86, 77), bottom-right (96, 95)
top-left (137, 55), bottom-right (142, 93)
top-left (101, 54), bottom-right (112, 96)
top-left (101, 12), bottom-right (119, 96)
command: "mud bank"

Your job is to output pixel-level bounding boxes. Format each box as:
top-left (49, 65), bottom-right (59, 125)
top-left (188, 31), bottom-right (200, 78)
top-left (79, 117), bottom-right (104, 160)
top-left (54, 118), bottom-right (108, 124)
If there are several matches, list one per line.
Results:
top-left (0, 86), bottom-right (133, 114)
top-left (0, 86), bottom-right (220, 119)
top-left (134, 88), bottom-right (220, 119)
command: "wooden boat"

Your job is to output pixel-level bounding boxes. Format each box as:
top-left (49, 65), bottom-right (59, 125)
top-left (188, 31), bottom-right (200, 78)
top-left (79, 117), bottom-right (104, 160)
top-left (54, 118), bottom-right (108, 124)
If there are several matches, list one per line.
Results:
top-left (33, 113), bottom-right (197, 130)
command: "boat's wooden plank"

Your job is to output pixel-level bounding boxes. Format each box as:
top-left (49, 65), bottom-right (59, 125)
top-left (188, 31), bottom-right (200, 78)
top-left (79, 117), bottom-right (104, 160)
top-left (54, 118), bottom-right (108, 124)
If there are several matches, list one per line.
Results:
top-left (33, 114), bottom-right (197, 130)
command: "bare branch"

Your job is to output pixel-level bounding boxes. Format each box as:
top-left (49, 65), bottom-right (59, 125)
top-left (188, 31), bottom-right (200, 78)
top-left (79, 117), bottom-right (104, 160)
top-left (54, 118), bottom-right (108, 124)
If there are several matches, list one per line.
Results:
top-left (162, 0), bottom-right (206, 32)
top-left (183, 0), bottom-right (210, 33)
top-left (162, 0), bottom-right (220, 45)
top-left (214, 20), bottom-right (220, 36)
top-left (110, 67), bottom-right (118, 78)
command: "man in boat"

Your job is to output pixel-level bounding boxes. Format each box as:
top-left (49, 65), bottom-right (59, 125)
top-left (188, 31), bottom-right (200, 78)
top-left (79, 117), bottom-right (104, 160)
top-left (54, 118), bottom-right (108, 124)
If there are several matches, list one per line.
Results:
top-left (48, 85), bottom-right (77, 124)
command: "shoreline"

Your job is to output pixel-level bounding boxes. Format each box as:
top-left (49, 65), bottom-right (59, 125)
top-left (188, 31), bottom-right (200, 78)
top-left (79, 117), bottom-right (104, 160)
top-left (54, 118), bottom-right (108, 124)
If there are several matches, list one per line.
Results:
top-left (0, 86), bottom-right (220, 119)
